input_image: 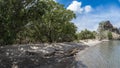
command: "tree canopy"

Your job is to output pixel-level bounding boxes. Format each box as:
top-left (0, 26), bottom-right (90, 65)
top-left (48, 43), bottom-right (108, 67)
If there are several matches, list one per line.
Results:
top-left (77, 29), bottom-right (96, 40)
top-left (0, 0), bottom-right (77, 45)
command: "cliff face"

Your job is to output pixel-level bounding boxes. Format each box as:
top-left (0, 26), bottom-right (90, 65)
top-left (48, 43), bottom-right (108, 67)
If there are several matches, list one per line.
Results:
top-left (98, 21), bottom-right (120, 34)
top-left (98, 21), bottom-right (113, 31)
top-left (97, 21), bottom-right (120, 40)
top-left (112, 32), bottom-right (120, 40)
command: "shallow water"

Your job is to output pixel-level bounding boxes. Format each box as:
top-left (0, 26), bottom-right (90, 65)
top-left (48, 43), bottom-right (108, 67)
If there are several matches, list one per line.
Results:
top-left (76, 41), bottom-right (120, 68)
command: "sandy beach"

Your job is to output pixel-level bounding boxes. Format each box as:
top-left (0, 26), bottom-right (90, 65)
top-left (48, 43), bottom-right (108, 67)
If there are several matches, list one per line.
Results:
top-left (79, 39), bottom-right (109, 47)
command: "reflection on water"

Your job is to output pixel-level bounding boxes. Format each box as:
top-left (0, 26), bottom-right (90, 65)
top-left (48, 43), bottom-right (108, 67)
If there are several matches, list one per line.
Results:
top-left (77, 41), bottom-right (120, 68)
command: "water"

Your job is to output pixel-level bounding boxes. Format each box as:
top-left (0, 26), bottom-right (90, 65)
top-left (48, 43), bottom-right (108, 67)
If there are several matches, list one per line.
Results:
top-left (76, 41), bottom-right (120, 68)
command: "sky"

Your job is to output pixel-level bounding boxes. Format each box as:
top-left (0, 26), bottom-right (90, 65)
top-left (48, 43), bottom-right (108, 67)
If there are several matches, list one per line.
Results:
top-left (55, 0), bottom-right (120, 31)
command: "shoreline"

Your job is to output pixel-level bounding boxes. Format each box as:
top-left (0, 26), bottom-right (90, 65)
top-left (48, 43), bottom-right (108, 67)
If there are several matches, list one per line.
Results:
top-left (75, 39), bottom-right (110, 68)
top-left (79, 39), bottom-right (109, 47)
top-left (0, 40), bottom-right (109, 68)
top-left (75, 39), bottom-right (110, 57)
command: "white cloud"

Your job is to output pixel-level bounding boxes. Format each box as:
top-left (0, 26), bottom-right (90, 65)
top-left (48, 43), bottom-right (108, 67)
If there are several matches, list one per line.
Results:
top-left (72, 6), bottom-right (120, 32)
top-left (84, 5), bottom-right (92, 13)
top-left (67, 1), bottom-right (92, 14)
top-left (67, 1), bottom-right (83, 14)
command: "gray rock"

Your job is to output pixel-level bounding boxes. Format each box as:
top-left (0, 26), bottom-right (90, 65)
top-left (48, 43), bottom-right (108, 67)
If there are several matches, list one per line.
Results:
top-left (0, 43), bottom-right (88, 68)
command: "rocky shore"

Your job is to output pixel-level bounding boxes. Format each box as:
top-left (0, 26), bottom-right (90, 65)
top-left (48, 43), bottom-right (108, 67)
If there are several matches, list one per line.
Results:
top-left (0, 43), bottom-right (88, 68)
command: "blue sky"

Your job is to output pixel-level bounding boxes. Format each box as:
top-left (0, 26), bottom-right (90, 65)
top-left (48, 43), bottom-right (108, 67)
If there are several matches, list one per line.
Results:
top-left (56, 0), bottom-right (120, 8)
top-left (55, 0), bottom-right (120, 31)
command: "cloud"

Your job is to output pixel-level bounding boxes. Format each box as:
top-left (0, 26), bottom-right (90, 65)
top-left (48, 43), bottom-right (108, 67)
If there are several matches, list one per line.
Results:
top-left (67, 1), bottom-right (83, 14)
top-left (72, 6), bottom-right (120, 31)
top-left (54, 0), bottom-right (120, 32)
top-left (67, 1), bottom-right (92, 14)
top-left (84, 5), bottom-right (92, 13)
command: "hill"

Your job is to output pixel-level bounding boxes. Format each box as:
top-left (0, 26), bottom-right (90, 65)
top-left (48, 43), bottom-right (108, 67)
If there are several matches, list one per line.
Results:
top-left (97, 21), bottom-right (120, 40)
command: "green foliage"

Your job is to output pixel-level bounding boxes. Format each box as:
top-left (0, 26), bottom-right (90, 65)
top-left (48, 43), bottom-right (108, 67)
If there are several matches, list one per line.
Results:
top-left (25, 0), bottom-right (76, 43)
top-left (0, 0), bottom-right (32, 45)
top-left (78, 29), bottom-right (96, 40)
top-left (0, 0), bottom-right (77, 45)
top-left (107, 31), bottom-right (113, 40)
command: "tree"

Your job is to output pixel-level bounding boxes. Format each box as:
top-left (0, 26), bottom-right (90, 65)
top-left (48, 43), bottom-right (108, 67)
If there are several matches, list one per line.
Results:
top-left (27, 0), bottom-right (76, 43)
top-left (0, 0), bottom-right (30, 45)
top-left (0, 0), bottom-right (48, 45)
top-left (78, 29), bottom-right (95, 40)
top-left (0, 0), bottom-right (77, 45)
top-left (107, 31), bottom-right (113, 40)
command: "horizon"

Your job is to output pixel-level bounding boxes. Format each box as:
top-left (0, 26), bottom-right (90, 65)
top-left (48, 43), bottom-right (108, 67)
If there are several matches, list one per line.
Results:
top-left (55, 0), bottom-right (120, 31)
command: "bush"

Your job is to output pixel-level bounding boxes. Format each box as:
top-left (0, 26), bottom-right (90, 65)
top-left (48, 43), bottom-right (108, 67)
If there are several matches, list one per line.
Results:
top-left (107, 31), bottom-right (113, 40)
top-left (78, 29), bottom-right (96, 40)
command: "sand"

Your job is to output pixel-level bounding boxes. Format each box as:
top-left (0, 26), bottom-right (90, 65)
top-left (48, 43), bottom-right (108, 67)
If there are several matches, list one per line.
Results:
top-left (79, 39), bottom-right (109, 47)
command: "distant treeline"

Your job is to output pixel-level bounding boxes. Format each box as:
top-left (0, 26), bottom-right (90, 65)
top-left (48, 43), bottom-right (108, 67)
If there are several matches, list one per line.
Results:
top-left (76, 20), bottom-right (119, 41)
top-left (76, 29), bottom-right (96, 40)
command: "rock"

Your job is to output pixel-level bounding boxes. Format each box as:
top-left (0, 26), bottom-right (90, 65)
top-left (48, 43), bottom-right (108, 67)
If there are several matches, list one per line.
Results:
top-left (97, 20), bottom-right (120, 40)
top-left (30, 46), bottom-right (39, 49)
top-left (98, 21), bottom-right (113, 32)
top-left (112, 32), bottom-right (120, 40)
top-left (98, 20), bottom-right (120, 33)
top-left (0, 43), bottom-right (87, 68)
top-left (12, 62), bottom-right (18, 68)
